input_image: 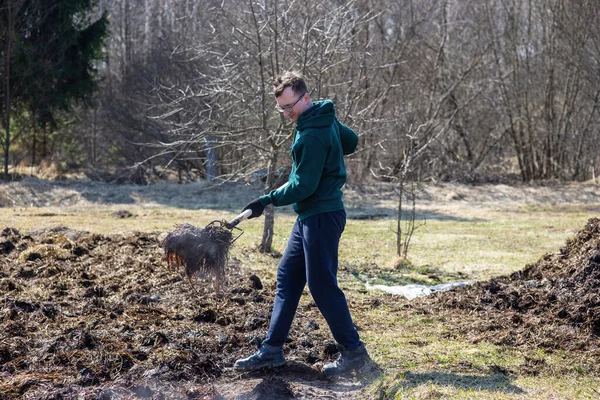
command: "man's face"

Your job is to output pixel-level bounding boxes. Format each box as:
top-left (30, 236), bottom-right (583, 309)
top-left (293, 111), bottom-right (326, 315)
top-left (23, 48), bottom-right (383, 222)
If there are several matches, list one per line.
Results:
top-left (276, 86), bottom-right (309, 123)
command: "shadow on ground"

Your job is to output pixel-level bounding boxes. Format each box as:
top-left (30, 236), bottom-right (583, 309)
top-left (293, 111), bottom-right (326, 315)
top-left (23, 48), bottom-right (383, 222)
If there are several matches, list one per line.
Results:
top-left (1, 178), bottom-right (484, 223)
top-left (346, 262), bottom-right (470, 287)
top-left (389, 370), bottom-right (525, 395)
top-left (345, 206), bottom-right (482, 222)
top-left (220, 360), bottom-right (383, 399)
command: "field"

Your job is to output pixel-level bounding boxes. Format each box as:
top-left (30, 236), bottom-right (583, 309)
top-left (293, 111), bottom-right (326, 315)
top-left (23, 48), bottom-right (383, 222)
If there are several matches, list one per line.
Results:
top-left (1, 177), bottom-right (600, 399)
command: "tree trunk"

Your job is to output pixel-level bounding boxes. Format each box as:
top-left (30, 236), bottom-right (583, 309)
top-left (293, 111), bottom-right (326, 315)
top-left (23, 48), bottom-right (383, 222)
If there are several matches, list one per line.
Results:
top-left (31, 132), bottom-right (37, 168)
top-left (261, 204), bottom-right (275, 253)
top-left (4, 1), bottom-right (14, 179)
top-left (91, 107), bottom-right (97, 167)
top-left (260, 152), bottom-right (278, 253)
top-left (205, 135), bottom-right (217, 181)
top-left (41, 124), bottom-right (48, 160)
top-left (144, 0), bottom-right (151, 60)
top-left (396, 178), bottom-right (404, 257)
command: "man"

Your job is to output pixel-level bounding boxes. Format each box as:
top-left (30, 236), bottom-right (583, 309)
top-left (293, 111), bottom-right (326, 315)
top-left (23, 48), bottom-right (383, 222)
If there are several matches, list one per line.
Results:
top-left (234, 71), bottom-right (370, 376)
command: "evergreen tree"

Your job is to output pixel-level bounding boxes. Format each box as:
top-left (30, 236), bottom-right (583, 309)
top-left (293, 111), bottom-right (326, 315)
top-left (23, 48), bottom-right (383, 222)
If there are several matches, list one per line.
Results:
top-left (0, 0), bottom-right (108, 177)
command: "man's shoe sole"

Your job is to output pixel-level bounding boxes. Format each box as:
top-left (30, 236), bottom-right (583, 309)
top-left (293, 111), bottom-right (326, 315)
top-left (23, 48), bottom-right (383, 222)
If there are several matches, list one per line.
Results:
top-left (233, 359), bottom-right (286, 371)
top-left (322, 359), bottom-right (369, 376)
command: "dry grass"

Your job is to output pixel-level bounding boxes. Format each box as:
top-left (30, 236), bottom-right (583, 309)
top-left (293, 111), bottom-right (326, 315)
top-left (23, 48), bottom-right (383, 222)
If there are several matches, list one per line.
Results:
top-left (1, 180), bottom-right (600, 398)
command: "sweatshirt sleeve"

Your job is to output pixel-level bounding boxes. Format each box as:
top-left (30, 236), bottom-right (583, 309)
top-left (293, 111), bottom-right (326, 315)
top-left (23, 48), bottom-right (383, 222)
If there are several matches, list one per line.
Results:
top-left (259, 135), bottom-right (327, 207)
top-left (336, 120), bottom-right (359, 155)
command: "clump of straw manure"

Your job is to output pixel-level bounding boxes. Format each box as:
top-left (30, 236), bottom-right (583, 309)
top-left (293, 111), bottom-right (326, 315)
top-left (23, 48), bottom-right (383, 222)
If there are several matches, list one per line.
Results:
top-left (162, 223), bottom-right (234, 293)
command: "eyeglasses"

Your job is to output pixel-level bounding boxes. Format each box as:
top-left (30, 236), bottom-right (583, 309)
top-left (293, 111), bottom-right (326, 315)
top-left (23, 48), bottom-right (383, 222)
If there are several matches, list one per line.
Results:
top-left (275, 93), bottom-right (306, 113)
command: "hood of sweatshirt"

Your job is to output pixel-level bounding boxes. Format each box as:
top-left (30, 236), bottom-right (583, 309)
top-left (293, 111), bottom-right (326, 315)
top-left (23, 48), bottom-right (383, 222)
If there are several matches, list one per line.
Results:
top-left (296, 100), bottom-right (335, 130)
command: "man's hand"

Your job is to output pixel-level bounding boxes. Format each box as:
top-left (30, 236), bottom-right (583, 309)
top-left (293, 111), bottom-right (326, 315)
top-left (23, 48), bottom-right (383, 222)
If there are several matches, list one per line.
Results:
top-left (243, 198), bottom-right (265, 219)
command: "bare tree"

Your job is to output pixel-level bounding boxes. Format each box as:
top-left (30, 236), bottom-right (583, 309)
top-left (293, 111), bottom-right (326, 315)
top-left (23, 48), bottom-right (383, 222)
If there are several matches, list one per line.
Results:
top-left (70, 0), bottom-right (600, 193)
top-left (477, 0), bottom-right (600, 181)
top-left (149, 0), bottom-right (370, 251)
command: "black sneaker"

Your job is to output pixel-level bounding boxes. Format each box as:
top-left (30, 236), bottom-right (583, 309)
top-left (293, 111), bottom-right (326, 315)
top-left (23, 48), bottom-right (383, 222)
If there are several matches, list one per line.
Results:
top-left (322, 342), bottom-right (370, 376)
top-left (234, 345), bottom-right (286, 371)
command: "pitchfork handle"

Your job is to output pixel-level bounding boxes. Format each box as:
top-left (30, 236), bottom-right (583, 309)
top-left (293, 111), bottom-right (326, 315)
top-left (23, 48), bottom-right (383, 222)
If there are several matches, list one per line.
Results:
top-left (228, 209), bottom-right (253, 228)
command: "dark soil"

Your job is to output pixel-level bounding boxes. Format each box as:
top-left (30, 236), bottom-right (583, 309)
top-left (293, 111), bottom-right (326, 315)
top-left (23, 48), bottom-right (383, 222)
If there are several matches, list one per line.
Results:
top-left (0, 226), bottom-right (364, 399)
top-left (4, 217), bottom-right (600, 397)
top-left (412, 218), bottom-right (600, 372)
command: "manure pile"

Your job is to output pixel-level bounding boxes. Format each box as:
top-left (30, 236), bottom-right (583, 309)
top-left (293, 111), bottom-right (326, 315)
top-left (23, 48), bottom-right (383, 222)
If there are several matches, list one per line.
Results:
top-left (0, 226), bottom-right (343, 399)
top-left (414, 218), bottom-right (600, 365)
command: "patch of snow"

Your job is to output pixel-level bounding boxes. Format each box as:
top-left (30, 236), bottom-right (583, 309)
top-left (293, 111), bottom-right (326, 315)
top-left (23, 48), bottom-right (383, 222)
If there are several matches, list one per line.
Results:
top-left (365, 281), bottom-right (472, 300)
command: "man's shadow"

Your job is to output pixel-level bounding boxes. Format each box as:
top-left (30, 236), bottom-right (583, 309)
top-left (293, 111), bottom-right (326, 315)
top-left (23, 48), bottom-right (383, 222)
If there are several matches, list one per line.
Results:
top-left (390, 370), bottom-right (525, 395)
top-left (233, 364), bottom-right (526, 399)
top-left (234, 359), bottom-right (383, 399)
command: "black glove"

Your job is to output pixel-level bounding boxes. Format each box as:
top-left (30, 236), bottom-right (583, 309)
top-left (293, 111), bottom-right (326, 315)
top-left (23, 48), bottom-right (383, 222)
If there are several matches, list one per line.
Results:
top-left (243, 198), bottom-right (265, 219)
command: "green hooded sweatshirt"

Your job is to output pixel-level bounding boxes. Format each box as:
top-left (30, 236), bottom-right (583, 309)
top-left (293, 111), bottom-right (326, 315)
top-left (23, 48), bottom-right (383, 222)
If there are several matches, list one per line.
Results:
top-left (259, 100), bottom-right (358, 220)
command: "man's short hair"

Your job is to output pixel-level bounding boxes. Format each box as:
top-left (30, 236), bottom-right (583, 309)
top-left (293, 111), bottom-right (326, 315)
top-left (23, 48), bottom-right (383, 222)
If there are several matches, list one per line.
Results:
top-left (273, 71), bottom-right (308, 97)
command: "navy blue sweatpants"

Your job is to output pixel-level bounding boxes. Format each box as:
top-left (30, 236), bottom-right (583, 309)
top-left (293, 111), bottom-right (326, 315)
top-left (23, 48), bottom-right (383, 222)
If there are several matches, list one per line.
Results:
top-left (263, 209), bottom-right (361, 350)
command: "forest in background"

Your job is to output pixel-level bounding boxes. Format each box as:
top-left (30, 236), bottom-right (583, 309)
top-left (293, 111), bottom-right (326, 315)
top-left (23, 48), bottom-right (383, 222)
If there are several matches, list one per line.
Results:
top-left (2, 0), bottom-right (600, 186)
